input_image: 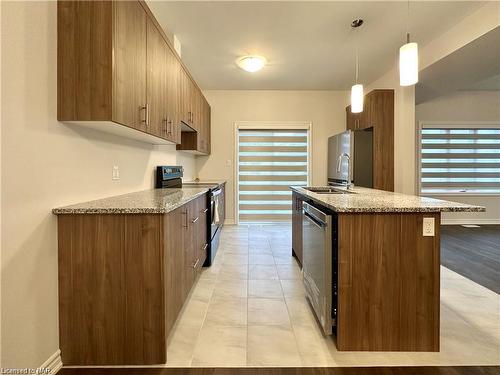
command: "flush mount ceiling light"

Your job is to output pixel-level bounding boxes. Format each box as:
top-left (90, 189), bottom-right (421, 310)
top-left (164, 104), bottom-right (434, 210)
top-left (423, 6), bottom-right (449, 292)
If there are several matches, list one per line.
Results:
top-left (236, 55), bottom-right (267, 73)
top-left (350, 19), bottom-right (364, 113)
top-left (399, 0), bottom-right (419, 86)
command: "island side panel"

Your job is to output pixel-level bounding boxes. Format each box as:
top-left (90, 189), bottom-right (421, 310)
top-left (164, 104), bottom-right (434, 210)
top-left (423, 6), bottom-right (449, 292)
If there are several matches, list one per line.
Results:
top-left (337, 212), bottom-right (440, 351)
top-left (58, 214), bottom-right (166, 365)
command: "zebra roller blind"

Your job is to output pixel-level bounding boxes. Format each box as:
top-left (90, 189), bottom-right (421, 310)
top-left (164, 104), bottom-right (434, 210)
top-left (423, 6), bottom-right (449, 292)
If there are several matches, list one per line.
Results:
top-left (420, 127), bottom-right (500, 194)
top-left (238, 129), bottom-right (309, 222)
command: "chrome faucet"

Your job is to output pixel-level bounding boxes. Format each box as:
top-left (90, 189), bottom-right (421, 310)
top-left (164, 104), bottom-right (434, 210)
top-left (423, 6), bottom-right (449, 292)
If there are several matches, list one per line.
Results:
top-left (336, 153), bottom-right (353, 190)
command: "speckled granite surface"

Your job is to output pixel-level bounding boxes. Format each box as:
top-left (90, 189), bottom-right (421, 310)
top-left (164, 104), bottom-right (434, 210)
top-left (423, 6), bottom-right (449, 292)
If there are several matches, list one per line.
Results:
top-left (52, 188), bottom-right (209, 215)
top-left (290, 186), bottom-right (485, 213)
top-left (182, 180), bottom-right (226, 188)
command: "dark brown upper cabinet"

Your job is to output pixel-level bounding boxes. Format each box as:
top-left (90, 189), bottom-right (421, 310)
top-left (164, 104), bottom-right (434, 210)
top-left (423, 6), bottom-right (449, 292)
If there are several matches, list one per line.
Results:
top-left (345, 89), bottom-right (394, 191)
top-left (57, 0), bottom-right (210, 153)
top-left (147, 16), bottom-right (167, 138)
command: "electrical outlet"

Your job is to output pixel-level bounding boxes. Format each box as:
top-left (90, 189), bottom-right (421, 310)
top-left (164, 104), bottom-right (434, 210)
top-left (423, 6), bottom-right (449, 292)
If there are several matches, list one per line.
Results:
top-left (423, 217), bottom-right (435, 237)
top-left (112, 165), bottom-right (120, 180)
top-left (226, 159), bottom-right (232, 167)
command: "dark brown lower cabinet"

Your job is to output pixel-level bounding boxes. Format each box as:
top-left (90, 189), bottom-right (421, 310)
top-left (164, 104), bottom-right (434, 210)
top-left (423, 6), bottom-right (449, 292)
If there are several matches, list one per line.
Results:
top-left (337, 212), bottom-right (441, 351)
top-left (57, 193), bottom-right (209, 365)
top-left (291, 192), bottom-right (303, 266)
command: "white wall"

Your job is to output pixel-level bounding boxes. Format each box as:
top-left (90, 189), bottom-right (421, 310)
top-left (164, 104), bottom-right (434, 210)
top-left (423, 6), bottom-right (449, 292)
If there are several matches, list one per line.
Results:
top-left (365, 2), bottom-right (500, 204)
top-left (0, 1), bottom-right (195, 367)
top-left (0, 0), bottom-right (3, 366)
top-left (416, 90), bottom-right (500, 224)
top-left (197, 90), bottom-right (349, 223)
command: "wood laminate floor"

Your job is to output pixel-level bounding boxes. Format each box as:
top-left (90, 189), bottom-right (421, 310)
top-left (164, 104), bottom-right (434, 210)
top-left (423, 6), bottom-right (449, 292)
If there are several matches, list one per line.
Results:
top-left (59, 366), bottom-right (500, 375)
top-left (441, 225), bottom-right (500, 294)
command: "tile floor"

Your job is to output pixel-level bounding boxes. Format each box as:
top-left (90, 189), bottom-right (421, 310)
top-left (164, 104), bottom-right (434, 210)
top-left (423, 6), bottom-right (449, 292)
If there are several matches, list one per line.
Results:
top-left (166, 224), bottom-right (500, 367)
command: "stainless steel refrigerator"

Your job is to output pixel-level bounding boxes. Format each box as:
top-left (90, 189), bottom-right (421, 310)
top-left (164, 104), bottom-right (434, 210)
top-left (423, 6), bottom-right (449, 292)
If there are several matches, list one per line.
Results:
top-left (327, 129), bottom-right (373, 187)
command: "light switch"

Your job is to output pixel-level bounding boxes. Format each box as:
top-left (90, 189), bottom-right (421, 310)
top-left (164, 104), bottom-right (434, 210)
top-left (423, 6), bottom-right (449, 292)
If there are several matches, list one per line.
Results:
top-left (423, 217), bottom-right (435, 237)
top-left (112, 165), bottom-right (120, 180)
top-left (226, 159), bottom-right (232, 167)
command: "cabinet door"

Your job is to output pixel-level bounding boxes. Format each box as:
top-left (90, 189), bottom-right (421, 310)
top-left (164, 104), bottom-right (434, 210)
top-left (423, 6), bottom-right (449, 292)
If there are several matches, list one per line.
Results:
top-left (166, 46), bottom-right (181, 143)
top-left (359, 94), bottom-right (372, 130)
top-left (180, 202), bottom-right (194, 299)
top-left (196, 195), bottom-right (209, 273)
top-left (195, 92), bottom-right (204, 152)
top-left (190, 83), bottom-right (200, 131)
top-left (146, 18), bottom-right (167, 138)
top-left (112, 1), bottom-right (147, 131)
top-left (292, 193), bottom-right (303, 267)
top-left (179, 68), bottom-right (192, 127)
top-left (199, 97), bottom-right (211, 154)
top-left (205, 100), bottom-right (211, 154)
top-left (164, 208), bottom-right (185, 336)
top-left (346, 106), bottom-right (357, 130)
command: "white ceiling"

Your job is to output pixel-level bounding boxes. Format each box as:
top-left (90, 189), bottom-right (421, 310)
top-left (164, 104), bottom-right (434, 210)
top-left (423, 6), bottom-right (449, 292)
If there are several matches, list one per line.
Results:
top-left (147, 1), bottom-right (485, 90)
top-left (416, 26), bottom-right (500, 104)
top-left (468, 73), bottom-right (500, 91)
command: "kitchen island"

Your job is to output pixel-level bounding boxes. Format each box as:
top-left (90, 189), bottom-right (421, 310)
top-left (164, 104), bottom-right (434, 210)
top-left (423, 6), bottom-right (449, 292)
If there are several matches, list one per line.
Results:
top-left (290, 186), bottom-right (484, 352)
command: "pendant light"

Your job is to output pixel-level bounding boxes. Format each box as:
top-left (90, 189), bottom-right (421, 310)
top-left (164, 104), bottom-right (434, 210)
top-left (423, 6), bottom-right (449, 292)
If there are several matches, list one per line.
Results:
top-left (350, 19), bottom-right (364, 113)
top-left (399, 1), bottom-right (419, 86)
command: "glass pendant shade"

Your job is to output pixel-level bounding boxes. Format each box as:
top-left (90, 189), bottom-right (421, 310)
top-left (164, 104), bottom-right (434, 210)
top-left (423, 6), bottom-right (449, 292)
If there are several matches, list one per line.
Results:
top-left (399, 42), bottom-right (419, 86)
top-left (351, 84), bottom-right (364, 113)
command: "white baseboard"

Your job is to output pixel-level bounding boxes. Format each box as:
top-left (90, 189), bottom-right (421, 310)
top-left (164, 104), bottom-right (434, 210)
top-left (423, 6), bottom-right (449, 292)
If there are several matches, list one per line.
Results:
top-left (41, 349), bottom-right (63, 374)
top-left (441, 218), bottom-right (500, 225)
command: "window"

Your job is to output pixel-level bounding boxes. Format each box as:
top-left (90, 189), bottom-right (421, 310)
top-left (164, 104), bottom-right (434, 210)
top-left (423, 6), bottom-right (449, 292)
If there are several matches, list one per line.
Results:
top-left (419, 125), bottom-right (500, 194)
top-left (237, 128), bottom-right (309, 222)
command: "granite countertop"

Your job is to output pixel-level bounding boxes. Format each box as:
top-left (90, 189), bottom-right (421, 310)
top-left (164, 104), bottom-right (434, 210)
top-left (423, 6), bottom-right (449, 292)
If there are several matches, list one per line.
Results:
top-left (182, 180), bottom-right (226, 187)
top-left (52, 187), bottom-right (210, 215)
top-left (290, 186), bottom-right (485, 213)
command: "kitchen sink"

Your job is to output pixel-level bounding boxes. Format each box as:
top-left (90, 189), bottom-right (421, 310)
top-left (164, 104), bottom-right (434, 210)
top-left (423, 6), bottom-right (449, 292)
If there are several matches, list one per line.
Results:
top-left (304, 187), bottom-right (355, 194)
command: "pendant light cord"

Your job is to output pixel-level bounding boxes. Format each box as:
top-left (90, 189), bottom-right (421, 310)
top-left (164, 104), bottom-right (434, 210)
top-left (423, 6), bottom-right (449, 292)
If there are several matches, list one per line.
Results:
top-left (350, 19), bottom-right (363, 85)
top-left (355, 28), bottom-right (359, 84)
top-left (406, 0), bottom-right (410, 43)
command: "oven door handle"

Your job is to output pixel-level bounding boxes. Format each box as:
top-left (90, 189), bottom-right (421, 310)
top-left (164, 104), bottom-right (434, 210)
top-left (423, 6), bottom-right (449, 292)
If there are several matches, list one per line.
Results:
top-left (303, 209), bottom-right (327, 228)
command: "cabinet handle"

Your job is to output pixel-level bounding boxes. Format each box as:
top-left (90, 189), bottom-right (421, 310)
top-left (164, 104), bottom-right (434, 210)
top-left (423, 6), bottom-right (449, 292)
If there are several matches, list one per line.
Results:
top-left (202, 243), bottom-right (208, 251)
top-left (141, 104), bottom-right (150, 126)
top-left (203, 208), bottom-right (208, 213)
top-left (191, 216), bottom-right (199, 223)
top-left (167, 119), bottom-right (173, 134)
top-left (192, 258), bottom-right (200, 269)
top-left (163, 118), bottom-right (168, 134)
top-left (182, 211), bottom-right (188, 228)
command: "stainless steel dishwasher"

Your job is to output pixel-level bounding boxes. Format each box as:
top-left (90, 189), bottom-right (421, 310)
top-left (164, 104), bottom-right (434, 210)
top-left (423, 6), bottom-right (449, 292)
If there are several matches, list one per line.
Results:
top-left (302, 202), bottom-right (335, 335)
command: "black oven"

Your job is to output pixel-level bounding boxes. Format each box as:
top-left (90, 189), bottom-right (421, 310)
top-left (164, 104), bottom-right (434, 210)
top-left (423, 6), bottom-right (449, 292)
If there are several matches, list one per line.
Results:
top-left (207, 186), bottom-right (223, 265)
top-left (155, 166), bottom-right (221, 267)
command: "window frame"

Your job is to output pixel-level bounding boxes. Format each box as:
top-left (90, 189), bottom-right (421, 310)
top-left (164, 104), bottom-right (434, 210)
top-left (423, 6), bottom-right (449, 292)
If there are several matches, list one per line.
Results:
top-left (233, 121), bottom-right (313, 224)
top-left (416, 120), bottom-right (500, 197)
